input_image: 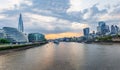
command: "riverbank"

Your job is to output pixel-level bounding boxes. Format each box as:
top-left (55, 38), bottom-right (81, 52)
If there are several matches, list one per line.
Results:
top-left (0, 42), bottom-right (48, 55)
top-left (93, 41), bottom-right (120, 43)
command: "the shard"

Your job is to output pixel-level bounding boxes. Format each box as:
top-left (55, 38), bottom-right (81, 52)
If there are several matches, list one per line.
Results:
top-left (18, 14), bottom-right (24, 32)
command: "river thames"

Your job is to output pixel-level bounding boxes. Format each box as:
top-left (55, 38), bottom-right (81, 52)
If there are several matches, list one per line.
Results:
top-left (0, 42), bottom-right (120, 70)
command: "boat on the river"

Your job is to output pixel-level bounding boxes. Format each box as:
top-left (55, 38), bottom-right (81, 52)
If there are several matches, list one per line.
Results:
top-left (53, 40), bottom-right (59, 44)
top-left (84, 41), bottom-right (92, 44)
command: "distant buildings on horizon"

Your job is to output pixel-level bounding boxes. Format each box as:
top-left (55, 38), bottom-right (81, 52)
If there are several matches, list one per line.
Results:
top-left (83, 21), bottom-right (120, 40)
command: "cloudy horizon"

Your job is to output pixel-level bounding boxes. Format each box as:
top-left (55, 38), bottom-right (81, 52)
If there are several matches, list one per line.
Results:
top-left (0, 0), bottom-right (120, 39)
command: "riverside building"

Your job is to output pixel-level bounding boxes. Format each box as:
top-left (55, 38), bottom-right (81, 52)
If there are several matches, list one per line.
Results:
top-left (3, 27), bottom-right (27, 44)
top-left (28, 33), bottom-right (46, 42)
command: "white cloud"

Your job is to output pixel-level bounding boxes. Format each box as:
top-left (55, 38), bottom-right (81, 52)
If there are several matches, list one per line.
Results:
top-left (0, 0), bottom-right (120, 34)
top-left (0, 0), bottom-right (32, 11)
top-left (0, 0), bottom-right (21, 10)
top-left (67, 0), bottom-right (119, 13)
top-left (33, 9), bottom-right (52, 14)
top-left (23, 13), bottom-right (89, 33)
top-left (24, 0), bottom-right (32, 6)
top-left (0, 15), bottom-right (6, 19)
top-left (25, 13), bottom-right (57, 23)
top-left (67, 0), bottom-right (82, 12)
top-left (24, 13), bottom-right (70, 31)
top-left (99, 13), bottom-right (120, 21)
top-left (71, 22), bottom-right (88, 29)
top-left (24, 13), bottom-right (57, 31)
top-left (83, 9), bottom-right (92, 19)
top-left (67, 0), bottom-right (97, 12)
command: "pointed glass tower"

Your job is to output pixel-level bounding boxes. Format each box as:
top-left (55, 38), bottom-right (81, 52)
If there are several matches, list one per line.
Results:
top-left (18, 13), bottom-right (24, 32)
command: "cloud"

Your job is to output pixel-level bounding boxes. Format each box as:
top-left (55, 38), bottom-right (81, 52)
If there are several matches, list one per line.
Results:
top-left (67, 0), bottom-right (82, 12)
top-left (23, 13), bottom-right (87, 34)
top-left (83, 4), bottom-right (108, 20)
top-left (0, 15), bottom-right (6, 19)
top-left (0, 0), bottom-right (120, 35)
top-left (98, 3), bottom-right (120, 26)
top-left (71, 22), bottom-right (88, 30)
top-left (29, 0), bottom-right (69, 13)
top-left (67, 0), bottom-right (100, 12)
top-left (25, 13), bottom-right (57, 23)
top-left (0, 0), bottom-right (21, 10)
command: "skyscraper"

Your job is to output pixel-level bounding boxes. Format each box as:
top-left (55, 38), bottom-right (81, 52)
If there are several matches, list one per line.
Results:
top-left (97, 21), bottom-right (105, 34)
top-left (111, 25), bottom-right (116, 34)
top-left (99, 21), bottom-right (105, 27)
top-left (97, 21), bottom-right (110, 35)
top-left (18, 14), bottom-right (24, 32)
top-left (115, 25), bottom-right (119, 33)
top-left (111, 25), bottom-right (119, 34)
top-left (83, 28), bottom-right (90, 36)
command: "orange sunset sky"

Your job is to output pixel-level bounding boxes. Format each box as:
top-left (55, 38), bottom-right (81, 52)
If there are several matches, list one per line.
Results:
top-left (45, 32), bottom-right (83, 40)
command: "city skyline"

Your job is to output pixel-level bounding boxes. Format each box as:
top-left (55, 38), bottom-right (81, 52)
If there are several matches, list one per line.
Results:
top-left (0, 1), bottom-right (120, 69)
top-left (0, 0), bottom-right (120, 39)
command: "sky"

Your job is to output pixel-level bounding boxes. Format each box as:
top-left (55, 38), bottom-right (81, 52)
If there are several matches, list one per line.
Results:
top-left (0, 0), bottom-right (120, 39)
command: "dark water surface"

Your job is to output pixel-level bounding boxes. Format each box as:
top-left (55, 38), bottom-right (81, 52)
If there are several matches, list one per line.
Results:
top-left (0, 42), bottom-right (120, 70)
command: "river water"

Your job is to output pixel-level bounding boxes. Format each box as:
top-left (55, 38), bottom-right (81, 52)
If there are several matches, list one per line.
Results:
top-left (0, 42), bottom-right (120, 70)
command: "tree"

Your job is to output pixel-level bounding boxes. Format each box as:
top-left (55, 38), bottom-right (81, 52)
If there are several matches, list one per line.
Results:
top-left (0, 39), bottom-right (10, 44)
top-left (96, 35), bottom-right (112, 41)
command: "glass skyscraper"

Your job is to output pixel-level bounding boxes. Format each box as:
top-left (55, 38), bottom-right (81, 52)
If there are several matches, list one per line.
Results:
top-left (83, 28), bottom-right (90, 36)
top-left (111, 25), bottom-right (119, 34)
top-left (18, 14), bottom-right (24, 32)
top-left (98, 21), bottom-right (105, 27)
top-left (97, 21), bottom-right (110, 35)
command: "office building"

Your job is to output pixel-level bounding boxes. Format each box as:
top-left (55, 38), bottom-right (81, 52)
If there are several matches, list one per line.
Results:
top-left (111, 25), bottom-right (119, 34)
top-left (3, 27), bottom-right (27, 43)
top-left (115, 25), bottom-right (119, 33)
top-left (83, 28), bottom-right (90, 36)
top-left (111, 25), bottom-right (116, 34)
top-left (28, 33), bottom-right (46, 42)
top-left (97, 21), bottom-right (110, 35)
top-left (99, 21), bottom-right (105, 27)
top-left (0, 29), bottom-right (6, 39)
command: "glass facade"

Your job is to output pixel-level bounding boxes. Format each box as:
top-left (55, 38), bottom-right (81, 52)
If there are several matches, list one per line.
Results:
top-left (28, 33), bottom-right (45, 42)
top-left (0, 29), bottom-right (6, 39)
top-left (83, 28), bottom-right (90, 36)
top-left (18, 14), bottom-right (24, 32)
top-left (97, 21), bottom-right (110, 35)
top-left (99, 21), bottom-right (105, 27)
top-left (111, 25), bottom-right (119, 34)
top-left (3, 27), bottom-right (27, 43)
